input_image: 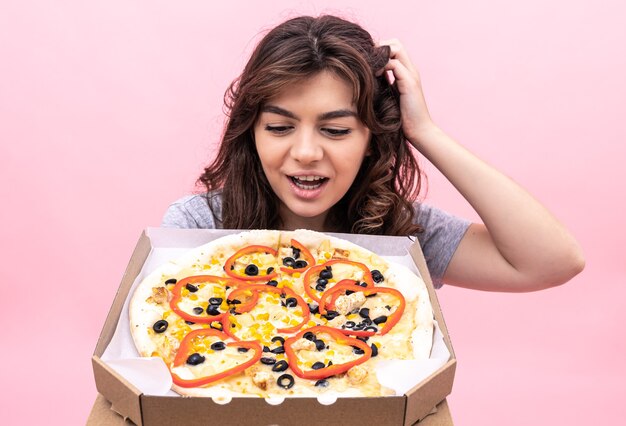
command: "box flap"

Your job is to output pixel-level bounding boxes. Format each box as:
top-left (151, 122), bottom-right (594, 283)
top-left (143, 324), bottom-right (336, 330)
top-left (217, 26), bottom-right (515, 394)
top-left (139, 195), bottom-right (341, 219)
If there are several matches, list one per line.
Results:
top-left (94, 230), bottom-right (152, 356)
top-left (92, 356), bottom-right (143, 425)
top-left (141, 395), bottom-right (406, 426)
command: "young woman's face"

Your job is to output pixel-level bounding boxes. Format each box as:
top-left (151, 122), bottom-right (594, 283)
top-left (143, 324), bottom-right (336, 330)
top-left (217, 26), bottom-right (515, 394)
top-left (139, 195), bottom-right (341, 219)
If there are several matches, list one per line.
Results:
top-left (254, 71), bottom-right (371, 230)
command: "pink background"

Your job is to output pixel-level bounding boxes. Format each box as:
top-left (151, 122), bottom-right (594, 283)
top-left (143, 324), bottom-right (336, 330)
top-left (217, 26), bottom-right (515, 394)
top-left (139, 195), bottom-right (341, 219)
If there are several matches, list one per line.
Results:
top-left (1, 1), bottom-right (624, 424)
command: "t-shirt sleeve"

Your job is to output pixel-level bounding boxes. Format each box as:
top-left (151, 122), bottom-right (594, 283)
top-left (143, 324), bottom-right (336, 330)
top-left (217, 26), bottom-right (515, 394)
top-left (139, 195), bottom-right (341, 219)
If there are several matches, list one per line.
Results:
top-left (161, 195), bottom-right (219, 229)
top-left (415, 204), bottom-right (471, 289)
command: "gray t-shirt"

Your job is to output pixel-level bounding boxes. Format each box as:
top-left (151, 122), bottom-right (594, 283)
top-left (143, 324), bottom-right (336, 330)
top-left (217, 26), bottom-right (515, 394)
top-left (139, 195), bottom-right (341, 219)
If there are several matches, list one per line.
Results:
top-left (161, 193), bottom-right (470, 288)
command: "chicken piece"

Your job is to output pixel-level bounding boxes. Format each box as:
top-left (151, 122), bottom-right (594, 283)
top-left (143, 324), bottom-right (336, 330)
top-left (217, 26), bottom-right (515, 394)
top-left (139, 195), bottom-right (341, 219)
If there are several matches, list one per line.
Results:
top-left (334, 292), bottom-right (366, 315)
top-left (252, 370), bottom-right (273, 390)
top-left (332, 248), bottom-right (350, 259)
top-left (347, 365), bottom-right (368, 384)
top-left (146, 286), bottom-right (168, 305)
top-left (327, 314), bottom-right (347, 328)
top-left (290, 338), bottom-right (317, 351)
top-left (369, 305), bottom-right (390, 320)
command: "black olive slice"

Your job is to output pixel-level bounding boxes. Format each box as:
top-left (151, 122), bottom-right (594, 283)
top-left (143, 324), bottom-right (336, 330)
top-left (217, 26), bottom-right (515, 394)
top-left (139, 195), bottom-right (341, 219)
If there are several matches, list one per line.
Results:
top-left (209, 297), bottom-right (223, 305)
top-left (266, 280), bottom-right (278, 287)
top-left (364, 326), bottom-right (378, 333)
top-left (192, 307), bottom-right (204, 315)
top-left (263, 346), bottom-right (271, 352)
top-left (294, 260), bottom-right (308, 269)
top-left (267, 267), bottom-right (275, 274)
top-left (323, 310), bottom-right (339, 320)
top-left (371, 343), bottom-right (379, 357)
top-left (315, 379), bottom-right (329, 387)
top-left (373, 315), bottom-right (388, 325)
top-left (308, 303), bottom-right (319, 314)
top-left (185, 320), bottom-right (195, 325)
top-left (260, 357), bottom-right (276, 365)
top-left (284, 297), bottom-right (298, 308)
top-left (277, 373), bottom-right (295, 389)
top-left (238, 347), bottom-right (249, 353)
top-left (164, 278), bottom-right (177, 285)
top-left (311, 361), bottom-right (326, 370)
top-left (245, 264), bottom-right (259, 276)
top-left (185, 283), bottom-right (198, 292)
top-left (282, 257), bottom-right (295, 267)
top-left (152, 320), bottom-right (168, 333)
top-left (316, 278), bottom-right (328, 286)
top-left (271, 336), bottom-right (286, 345)
top-left (314, 339), bottom-right (326, 351)
top-left (303, 331), bottom-right (316, 341)
top-left (352, 346), bottom-right (365, 355)
top-left (272, 360), bottom-right (289, 372)
top-left (291, 247), bottom-right (301, 259)
top-left (210, 341), bottom-right (226, 351)
top-left (319, 269), bottom-right (332, 280)
top-left (345, 290), bottom-right (355, 295)
top-left (371, 270), bottom-right (384, 283)
top-left (343, 321), bottom-right (356, 329)
top-left (206, 305), bottom-right (221, 316)
top-left (186, 353), bottom-right (205, 365)
top-left (271, 346), bottom-right (285, 354)
top-left (315, 284), bottom-right (326, 292)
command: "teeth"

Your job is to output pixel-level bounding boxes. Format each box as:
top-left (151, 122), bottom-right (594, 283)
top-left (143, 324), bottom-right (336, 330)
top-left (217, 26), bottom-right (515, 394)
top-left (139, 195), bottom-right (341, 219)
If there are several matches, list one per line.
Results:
top-left (295, 176), bottom-right (323, 182)
top-left (291, 176), bottom-right (326, 190)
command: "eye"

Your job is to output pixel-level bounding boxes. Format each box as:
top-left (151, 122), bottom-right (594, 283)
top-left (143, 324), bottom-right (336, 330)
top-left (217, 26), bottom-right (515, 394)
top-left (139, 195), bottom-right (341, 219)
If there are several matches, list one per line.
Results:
top-left (322, 128), bottom-right (351, 137)
top-left (264, 125), bottom-right (293, 135)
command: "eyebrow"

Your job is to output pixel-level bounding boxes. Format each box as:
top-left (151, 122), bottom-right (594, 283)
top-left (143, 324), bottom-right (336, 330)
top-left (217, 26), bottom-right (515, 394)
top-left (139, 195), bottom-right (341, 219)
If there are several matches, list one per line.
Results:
top-left (261, 105), bottom-right (358, 121)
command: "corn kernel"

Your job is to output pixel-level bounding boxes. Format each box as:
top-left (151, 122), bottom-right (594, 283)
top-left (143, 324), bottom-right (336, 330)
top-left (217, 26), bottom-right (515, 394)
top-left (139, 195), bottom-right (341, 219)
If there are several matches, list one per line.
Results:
top-left (257, 313), bottom-right (270, 321)
top-left (293, 272), bottom-right (301, 278)
top-left (324, 252), bottom-right (331, 259)
top-left (189, 294), bottom-right (198, 301)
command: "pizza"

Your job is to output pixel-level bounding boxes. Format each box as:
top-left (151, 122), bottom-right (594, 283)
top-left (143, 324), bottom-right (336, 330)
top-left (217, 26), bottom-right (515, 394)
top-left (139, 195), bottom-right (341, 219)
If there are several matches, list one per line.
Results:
top-left (129, 229), bottom-right (433, 398)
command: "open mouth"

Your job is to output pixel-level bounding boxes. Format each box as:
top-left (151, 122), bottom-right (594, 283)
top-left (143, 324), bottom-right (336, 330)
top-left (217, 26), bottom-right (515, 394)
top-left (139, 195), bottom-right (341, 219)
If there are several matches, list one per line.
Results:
top-left (289, 175), bottom-right (328, 190)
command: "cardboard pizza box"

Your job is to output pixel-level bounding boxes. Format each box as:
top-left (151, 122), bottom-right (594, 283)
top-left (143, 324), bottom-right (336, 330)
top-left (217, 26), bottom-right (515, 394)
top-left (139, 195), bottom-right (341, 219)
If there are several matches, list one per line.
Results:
top-left (92, 228), bottom-right (457, 426)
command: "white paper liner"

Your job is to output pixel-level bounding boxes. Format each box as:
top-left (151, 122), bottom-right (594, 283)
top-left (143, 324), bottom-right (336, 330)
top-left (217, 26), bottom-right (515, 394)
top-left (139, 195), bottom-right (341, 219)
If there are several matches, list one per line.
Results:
top-left (101, 243), bottom-right (450, 402)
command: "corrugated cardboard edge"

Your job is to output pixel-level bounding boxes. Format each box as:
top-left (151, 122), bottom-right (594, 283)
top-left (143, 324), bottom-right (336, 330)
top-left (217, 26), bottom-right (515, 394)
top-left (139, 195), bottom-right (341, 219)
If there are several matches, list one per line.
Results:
top-left (92, 231), bottom-right (152, 426)
top-left (404, 240), bottom-right (456, 426)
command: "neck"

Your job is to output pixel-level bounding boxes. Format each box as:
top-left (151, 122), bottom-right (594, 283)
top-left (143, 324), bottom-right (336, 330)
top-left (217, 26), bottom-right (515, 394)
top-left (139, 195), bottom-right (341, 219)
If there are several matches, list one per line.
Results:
top-left (279, 206), bottom-right (328, 232)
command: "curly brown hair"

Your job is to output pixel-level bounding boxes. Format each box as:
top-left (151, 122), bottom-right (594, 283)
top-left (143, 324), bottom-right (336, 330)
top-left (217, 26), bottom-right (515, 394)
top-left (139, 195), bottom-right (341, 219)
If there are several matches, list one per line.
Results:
top-left (198, 15), bottom-right (423, 235)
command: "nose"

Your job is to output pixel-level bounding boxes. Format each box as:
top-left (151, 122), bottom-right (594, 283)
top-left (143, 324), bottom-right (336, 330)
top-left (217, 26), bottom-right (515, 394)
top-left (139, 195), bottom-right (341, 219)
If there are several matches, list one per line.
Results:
top-left (290, 129), bottom-right (323, 164)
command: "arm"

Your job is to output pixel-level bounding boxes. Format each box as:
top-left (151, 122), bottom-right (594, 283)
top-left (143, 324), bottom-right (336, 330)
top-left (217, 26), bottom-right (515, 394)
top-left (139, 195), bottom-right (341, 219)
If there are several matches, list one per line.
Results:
top-left (382, 40), bottom-right (585, 292)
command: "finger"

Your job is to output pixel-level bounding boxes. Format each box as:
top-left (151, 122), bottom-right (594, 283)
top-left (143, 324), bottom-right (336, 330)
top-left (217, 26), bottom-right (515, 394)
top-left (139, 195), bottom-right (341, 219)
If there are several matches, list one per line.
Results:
top-left (379, 39), bottom-right (418, 76)
top-left (384, 58), bottom-right (419, 92)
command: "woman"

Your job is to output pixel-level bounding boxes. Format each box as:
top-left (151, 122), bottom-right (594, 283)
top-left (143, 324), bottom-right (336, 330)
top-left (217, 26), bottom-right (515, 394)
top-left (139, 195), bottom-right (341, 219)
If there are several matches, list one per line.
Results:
top-left (163, 15), bottom-right (584, 292)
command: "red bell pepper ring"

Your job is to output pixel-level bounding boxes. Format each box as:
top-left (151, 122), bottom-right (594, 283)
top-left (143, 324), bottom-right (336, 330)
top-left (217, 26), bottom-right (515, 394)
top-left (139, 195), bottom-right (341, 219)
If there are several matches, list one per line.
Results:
top-left (303, 259), bottom-right (374, 304)
top-left (280, 239), bottom-right (315, 274)
top-left (283, 325), bottom-right (372, 380)
top-left (171, 328), bottom-right (262, 388)
top-left (224, 245), bottom-right (279, 282)
top-left (225, 287), bottom-right (260, 313)
top-left (319, 282), bottom-right (406, 336)
top-left (222, 284), bottom-right (311, 338)
top-left (169, 275), bottom-right (233, 323)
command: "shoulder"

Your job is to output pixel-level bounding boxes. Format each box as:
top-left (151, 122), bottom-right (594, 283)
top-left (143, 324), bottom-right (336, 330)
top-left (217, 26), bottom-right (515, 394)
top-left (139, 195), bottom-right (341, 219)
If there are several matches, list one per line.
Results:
top-left (161, 192), bottom-right (223, 229)
top-left (413, 203), bottom-right (471, 288)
